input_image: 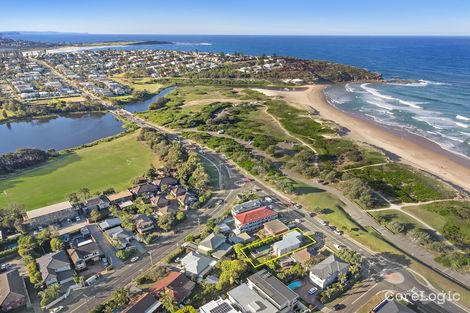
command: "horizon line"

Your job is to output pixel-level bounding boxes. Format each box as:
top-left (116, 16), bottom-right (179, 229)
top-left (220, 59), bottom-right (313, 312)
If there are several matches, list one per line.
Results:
top-left (2, 31), bottom-right (470, 37)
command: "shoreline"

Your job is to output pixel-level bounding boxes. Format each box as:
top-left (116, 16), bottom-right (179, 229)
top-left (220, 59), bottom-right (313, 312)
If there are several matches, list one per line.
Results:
top-left (254, 85), bottom-right (470, 192)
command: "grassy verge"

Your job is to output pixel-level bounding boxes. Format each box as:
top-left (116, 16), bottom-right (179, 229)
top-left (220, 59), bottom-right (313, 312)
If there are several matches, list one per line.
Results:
top-left (404, 201), bottom-right (470, 247)
top-left (200, 157), bottom-right (219, 189)
top-left (0, 133), bottom-right (155, 210)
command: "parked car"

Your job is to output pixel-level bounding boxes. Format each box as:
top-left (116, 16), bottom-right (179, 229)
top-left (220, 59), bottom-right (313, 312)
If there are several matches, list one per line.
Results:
top-left (130, 256), bottom-right (139, 263)
top-left (318, 220), bottom-right (328, 226)
top-left (101, 257), bottom-right (108, 266)
top-left (308, 287), bottom-right (318, 295)
top-left (50, 306), bottom-right (64, 313)
top-left (333, 304), bottom-right (346, 311)
top-left (333, 229), bottom-right (344, 236)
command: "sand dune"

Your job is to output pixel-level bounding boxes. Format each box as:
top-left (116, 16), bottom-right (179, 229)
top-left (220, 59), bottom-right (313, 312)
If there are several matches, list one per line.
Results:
top-left (254, 85), bottom-right (470, 192)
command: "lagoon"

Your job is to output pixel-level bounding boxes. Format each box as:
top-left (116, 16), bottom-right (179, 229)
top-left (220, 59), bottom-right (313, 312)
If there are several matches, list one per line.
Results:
top-left (0, 87), bottom-right (173, 154)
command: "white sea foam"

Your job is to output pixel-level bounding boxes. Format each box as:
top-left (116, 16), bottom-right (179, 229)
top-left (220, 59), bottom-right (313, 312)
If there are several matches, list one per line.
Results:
top-left (388, 80), bottom-right (449, 87)
top-left (456, 115), bottom-right (470, 121)
top-left (459, 131), bottom-right (470, 137)
top-left (174, 42), bottom-right (213, 46)
top-left (365, 99), bottom-right (394, 111)
top-left (360, 83), bottom-right (423, 109)
top-left (345, 83), bottom-right (355, 93)
top-left (437, 132), bottom-right (465, 143)
top-left (456, 122), bottom-right (469, 129)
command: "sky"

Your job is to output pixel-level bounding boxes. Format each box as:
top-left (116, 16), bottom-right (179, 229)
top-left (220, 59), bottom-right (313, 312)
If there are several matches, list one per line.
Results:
top-left (1, 0), bottom-right (470, 36)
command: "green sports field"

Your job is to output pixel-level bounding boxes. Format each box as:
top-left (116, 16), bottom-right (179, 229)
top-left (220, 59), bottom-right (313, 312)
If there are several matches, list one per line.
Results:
top-left (0, 133), bottom-right (154, 211)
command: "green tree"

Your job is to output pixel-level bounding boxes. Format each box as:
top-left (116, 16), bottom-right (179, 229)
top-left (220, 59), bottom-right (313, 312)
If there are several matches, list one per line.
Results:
top-left (18, 235), bottom-right (38, 257)
top-left (38, 284), bottom-right (61, 307)
top-left (160, 289), bottom-right (177, 313)
top-left (50, 237), bottom-right (64, 252)
top-left (175, 211), bottom-right (186, 221)
top-left (175, 306), bottom-right (198, 313)
top-left (158, 213), bottom-right (175, 231)
top-left (90, 208), bottom-right (102, 223)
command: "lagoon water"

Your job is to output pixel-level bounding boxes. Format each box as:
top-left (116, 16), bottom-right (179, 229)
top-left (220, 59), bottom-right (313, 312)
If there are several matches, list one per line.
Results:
top-left (0, 88), bottom-right (173, 153)
top-left (5, 34), bottom-right (470, 157)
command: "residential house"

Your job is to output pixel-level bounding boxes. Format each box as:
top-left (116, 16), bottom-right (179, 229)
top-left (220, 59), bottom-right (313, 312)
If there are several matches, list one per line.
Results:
top-left (118, 200), bottom-right (134, 210)
top-left (229, 232), bottom-right (253, 245)
top-left (197, 233), bottom-right (232, 259)
top-left (0, 269), bottom-right (27, 312)
top-left (227, 283), bottom-right (277, 313)
top-left (263, 220), bottom-right (288, 236)
top-left (134, 214), bottom-right (155, 235)
top-left (81, 196), bottom-right (110, 213)
top-left (121, 292), bottom-right (161, 313)
top-left (151, 271), bottom-right (195, 303)
top-left (129, 183), bottom-right (159, 198)
top-left (247, 270), bottom-right (299, 313)
top-left (105, 226), bottom-right (134, 249)
top-left (170, 186), bottom-right (187, 197)
top-left (106, 190), bottom-right (133, 204)
top-left (272, 230), bottom-right (303, 257)
top-left (67, 239), bottom-right (101, 271)
top-left (309, 254), bottom-right (349, 289)
top-left (231, 198), bottom-right (269, 216)
top-left (180, 251), bottom-right (217, 278)
top-left (24, 201), bottom-right (77, 227)
top-left (98, 217), bottom-right (122, 231)
top-left (200, 298), bottom-right (241, 313)
top-left (153, 177), bottom-right (178, 190)
top-left (234, 207), bottom-right (278, 233)
top-left (37, 251), bottom-right (75, 286)
top-left (290, 248), bottom-right (313, 267)
top-left (372, 299), bottom-right (416, 313)
top-left (177, 193), bottom-right (197, 209)
top-left (150, 195), bottom-right (169, 209)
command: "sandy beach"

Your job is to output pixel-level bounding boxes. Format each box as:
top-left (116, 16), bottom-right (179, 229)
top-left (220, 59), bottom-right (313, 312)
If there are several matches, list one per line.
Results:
top-left (254, 85), bottom-right (470, 192)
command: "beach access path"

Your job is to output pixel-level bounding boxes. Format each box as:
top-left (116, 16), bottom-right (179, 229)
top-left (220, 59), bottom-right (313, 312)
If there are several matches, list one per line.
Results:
top-left (253, 85), bottom-right (470, 193)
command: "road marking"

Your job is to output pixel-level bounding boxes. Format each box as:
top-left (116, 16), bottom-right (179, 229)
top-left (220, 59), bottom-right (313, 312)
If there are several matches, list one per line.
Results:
top-left (351, 282), bottom-right (378, 304)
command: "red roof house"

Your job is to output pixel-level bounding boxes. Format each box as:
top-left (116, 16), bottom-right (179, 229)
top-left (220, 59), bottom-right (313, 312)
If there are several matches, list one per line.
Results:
top-left (234, 207), bottom-right (278, 233)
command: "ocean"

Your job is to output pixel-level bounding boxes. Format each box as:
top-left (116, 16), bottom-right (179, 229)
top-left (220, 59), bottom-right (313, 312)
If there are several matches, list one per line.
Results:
top-left (5, 33), bottom-right (470, 157)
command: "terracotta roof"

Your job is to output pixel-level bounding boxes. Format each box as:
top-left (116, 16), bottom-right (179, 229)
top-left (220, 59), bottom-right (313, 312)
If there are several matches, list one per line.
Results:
top-left (234, 207), bottom-right (277, 225)
top-left (151, 271), bottom-right (195, 303)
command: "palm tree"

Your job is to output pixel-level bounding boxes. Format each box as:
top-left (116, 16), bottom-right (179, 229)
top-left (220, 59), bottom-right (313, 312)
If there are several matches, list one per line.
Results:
top-left (338, 272), bottom-right (347, 286)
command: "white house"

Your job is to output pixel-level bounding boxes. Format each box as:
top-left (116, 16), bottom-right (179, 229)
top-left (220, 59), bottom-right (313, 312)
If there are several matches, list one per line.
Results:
top-left (199, 298), bottom-right (241, 313)
top-left (180, 251), bottom-right (216, 278)
top-left (272, 230), bottom-right (303, 257)
top-left (309, 254), bottom-right (349, 289)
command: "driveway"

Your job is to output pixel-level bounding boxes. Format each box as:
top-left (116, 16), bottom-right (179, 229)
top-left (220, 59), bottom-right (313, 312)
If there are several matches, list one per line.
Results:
top-left (88, 224), bottom-right (124, 269)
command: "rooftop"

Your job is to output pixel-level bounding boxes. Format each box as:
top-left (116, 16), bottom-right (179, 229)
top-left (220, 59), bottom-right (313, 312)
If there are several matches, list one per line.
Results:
top-left (310, 254), bottom-right (349, 280)
top-left (227, 283), bottom-right (277, 313)
top-left (0, 269), bottom-right (26, 306)
top-left (106, 190), bottom-right (133, 202)
top-left (263, 219), bottom-right (288, 235)
top-left (234, 207), bottom-right (277, 225)
top-left (247, 269), bottom-right (298, 309)
top-left (26, 201), bottom-right (73, 219)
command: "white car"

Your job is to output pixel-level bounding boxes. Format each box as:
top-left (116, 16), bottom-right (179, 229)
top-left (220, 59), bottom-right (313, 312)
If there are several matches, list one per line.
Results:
top-left (333, 229), bottom-right (344, 236)
top-left (318, 220), bottom-right (328, 226)
top-left (50, 306), bottom-right (64, 313)
top-left (130, 256), bottom-right (139, 263)
top-left (308, 287), bottom-right (318, 295)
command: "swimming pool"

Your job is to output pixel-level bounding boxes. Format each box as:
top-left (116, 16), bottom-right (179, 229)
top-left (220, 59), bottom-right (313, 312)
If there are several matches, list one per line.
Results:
top-left (287, 280), bottom-right (303, 290)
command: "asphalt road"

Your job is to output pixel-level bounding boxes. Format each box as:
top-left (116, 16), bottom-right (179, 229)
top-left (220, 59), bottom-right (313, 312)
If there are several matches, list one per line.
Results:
top-left (51, 106), bottom-right (470, 313)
